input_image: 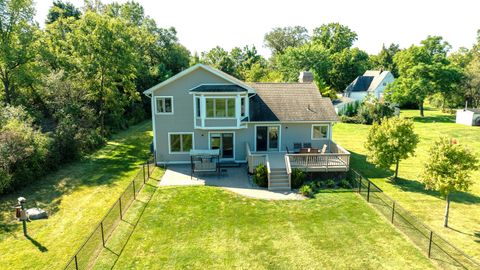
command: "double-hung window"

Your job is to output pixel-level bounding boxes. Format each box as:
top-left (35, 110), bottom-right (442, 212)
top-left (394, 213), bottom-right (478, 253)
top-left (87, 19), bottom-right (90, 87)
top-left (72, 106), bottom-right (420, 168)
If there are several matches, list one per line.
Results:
top-left (206, 98), bottom-right (235, 118)
top-left (169, 133), bottom-right (193, 153)
top-left (311, 125), bottom-right (329, 140)
top-left (155, 96), bottom-right (173, 114)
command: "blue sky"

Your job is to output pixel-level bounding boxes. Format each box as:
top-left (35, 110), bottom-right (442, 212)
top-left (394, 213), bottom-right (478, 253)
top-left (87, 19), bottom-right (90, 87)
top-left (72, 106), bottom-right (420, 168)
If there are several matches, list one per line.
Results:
top-left (34, 0), bottom-right (480, 57)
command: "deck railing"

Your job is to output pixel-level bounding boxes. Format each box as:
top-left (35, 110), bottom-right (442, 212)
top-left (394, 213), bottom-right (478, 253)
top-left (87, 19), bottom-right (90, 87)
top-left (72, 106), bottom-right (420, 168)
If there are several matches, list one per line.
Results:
top-left (246, 142), bottom-right (267, 173)
top-left (285, 155), bottom-right (292, 187)
top-left (286, 141), bottom-right (350, 172)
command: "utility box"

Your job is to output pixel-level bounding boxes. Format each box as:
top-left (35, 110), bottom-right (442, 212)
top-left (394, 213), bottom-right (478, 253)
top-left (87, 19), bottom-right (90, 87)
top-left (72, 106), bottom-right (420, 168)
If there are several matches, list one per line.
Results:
top-left (456, 109), bottom-right (480, 126)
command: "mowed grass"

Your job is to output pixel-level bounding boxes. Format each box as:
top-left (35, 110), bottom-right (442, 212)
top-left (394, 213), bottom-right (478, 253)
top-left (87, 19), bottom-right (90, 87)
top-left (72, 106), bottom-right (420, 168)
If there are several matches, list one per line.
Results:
top-left (113, 186), bottom-right (434, 270)
top-left (0, 120), bottom-right (154, 270)
top-left (333, 108), bottom-right (480, 260)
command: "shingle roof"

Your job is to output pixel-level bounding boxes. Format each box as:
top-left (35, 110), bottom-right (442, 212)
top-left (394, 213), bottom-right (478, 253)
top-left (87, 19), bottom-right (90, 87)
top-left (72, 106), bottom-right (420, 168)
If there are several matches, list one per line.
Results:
top-left (247, 83), bottom-right (339, 122)
top-left (189, 84), bottom-right (247, 92)
top-left (345, 76), bottom-right (374, 92)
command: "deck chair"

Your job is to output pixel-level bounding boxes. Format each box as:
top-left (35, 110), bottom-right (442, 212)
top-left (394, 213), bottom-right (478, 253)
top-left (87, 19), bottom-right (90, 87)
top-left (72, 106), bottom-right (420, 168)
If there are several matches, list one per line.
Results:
top-left (293, 143), bottom-right (302, 153)
top-left (303, 142), bottom-right (311, 148)
top-left (299, 148), bottom-right (310, 153)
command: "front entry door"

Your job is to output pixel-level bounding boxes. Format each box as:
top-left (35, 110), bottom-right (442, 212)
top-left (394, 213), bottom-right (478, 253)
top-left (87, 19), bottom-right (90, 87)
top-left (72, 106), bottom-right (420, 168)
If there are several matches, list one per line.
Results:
top-left (210, 133), bottom-right (234, 159)
top-left (256, 126), bottom-right (279, 151)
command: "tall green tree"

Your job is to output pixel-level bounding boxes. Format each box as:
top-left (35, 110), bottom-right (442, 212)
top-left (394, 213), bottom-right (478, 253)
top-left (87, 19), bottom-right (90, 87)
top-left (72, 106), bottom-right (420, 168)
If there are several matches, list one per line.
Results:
top-left (364, 117), bottom-right (419, 180)
top-left (0, 0), bottom-right (39, 104)
top-left (264, 26), bottom-right (309, 55)
top-left (420, 137), bottom-right (478, 227)
top-left (312, 23), bottom-right (357, 53)
top-left (386, 36), bottom-right (461, 116)
top-left (45, 0), bottom-right (81, 24)
top-left (371, 43), bottom-right (401, 76)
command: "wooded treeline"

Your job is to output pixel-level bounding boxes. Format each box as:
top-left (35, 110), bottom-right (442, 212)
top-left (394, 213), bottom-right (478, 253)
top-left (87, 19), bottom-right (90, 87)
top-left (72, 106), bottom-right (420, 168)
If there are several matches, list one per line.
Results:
top-left (1, 0), bottom-right (479, 193)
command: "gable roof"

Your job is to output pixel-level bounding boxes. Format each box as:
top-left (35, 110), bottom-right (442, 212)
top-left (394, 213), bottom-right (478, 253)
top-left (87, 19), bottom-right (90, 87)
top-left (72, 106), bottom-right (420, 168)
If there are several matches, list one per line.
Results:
top-left (143, 63), bottom-right (256, 95)
top-left (367, 71), bottom-right (393, 91)
top-left (345, 76), bottom-right (374, 92)
top-left (247, 83), bottom-right (339, 122)
top-left (189, 84), bottom-right (248, 93)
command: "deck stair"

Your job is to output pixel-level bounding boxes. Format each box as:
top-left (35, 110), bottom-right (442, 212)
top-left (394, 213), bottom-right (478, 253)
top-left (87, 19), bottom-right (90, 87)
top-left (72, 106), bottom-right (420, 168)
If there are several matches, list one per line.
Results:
top-left (269, 168), bottom-right (290, 191)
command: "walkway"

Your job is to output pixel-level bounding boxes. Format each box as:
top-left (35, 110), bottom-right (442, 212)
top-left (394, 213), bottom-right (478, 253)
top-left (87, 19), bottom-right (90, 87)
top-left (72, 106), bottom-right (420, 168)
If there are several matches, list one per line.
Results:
top-left (159, 164), bottom-right (303, 200)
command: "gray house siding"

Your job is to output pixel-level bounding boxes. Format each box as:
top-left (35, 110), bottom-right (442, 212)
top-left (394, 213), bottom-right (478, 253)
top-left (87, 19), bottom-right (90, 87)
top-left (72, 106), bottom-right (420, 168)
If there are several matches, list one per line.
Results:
top-left (152, 68), bottom-right (233, 163)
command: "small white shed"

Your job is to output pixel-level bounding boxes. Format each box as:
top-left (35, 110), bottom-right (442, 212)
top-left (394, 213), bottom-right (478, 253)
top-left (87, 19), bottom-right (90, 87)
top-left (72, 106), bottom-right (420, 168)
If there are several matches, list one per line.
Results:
top-left (456, 109), bottom-right (480, 126)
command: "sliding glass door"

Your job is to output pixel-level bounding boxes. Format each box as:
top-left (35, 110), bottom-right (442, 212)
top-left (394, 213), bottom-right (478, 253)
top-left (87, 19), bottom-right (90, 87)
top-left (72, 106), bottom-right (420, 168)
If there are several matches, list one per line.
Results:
top-left (256, 126), bottom-right (279, 151)
top-left (210, 133), bottom-right (234, 159)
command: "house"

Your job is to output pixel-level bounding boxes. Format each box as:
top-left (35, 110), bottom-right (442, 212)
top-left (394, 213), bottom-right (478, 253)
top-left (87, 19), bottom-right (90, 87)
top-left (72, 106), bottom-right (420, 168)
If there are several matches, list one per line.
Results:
top-left (343, 70), bottom-right (394, 101)
top-left (456, 108), bottom-right (480, 126)
top-left (144, 64), bottom-right (350, 191)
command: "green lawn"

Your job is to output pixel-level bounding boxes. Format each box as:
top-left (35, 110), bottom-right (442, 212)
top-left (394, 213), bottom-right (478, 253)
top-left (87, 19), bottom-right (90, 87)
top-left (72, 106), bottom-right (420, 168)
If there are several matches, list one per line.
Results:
top-left (113, 186), bottom-right (434, 270)
top-left (0, 120), bottom-right (154, 270)
top-left (333, 108), bottom-right (480, 260)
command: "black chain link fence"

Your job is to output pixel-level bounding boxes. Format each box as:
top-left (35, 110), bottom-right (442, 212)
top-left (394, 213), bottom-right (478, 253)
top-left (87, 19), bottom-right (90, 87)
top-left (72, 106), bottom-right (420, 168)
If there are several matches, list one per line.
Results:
top-left (64, 158), bottom-right (155, 270)
top-left (348, 170), bottom-right (480, 270)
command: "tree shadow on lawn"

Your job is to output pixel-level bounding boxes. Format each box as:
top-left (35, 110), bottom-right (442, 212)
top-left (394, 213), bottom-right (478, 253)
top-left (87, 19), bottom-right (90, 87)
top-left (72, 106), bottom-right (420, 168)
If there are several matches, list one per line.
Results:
top-left (392, 177), bottom-right (480, 205)
top-left (406, 115), bottom-right (455, 124)
top-left (0, 134), bottom-right (151, 239)
top-left (348, 151), bottom-right (480, 205)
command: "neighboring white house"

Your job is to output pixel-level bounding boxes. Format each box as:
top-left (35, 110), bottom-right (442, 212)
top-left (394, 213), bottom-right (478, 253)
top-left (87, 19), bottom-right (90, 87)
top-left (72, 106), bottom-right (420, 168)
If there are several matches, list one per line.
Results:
top-left (343, 70), bottom-right (395, 101)
top-left (456, 108), bottom-right (480, 126)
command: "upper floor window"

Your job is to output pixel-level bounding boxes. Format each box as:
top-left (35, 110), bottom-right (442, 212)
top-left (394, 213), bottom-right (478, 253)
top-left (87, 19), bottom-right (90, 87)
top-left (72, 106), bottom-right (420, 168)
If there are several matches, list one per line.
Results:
top-left (241, 97), bottom-right (246, 117)
top-left (155, 96), bottom-right (173, 114)
top-left (206, 98), bottom-right (235, 118)
top-left (311, 124), bottom-right (328, 140)
top-left (195, 97), bottom-right (201, 117)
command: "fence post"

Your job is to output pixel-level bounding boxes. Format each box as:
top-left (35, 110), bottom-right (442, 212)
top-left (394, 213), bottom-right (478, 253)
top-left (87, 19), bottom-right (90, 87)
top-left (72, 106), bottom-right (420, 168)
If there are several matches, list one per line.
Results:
top-left (119, 197), bottom-right (123, 220)
top-left (147, 161), bottom-right (150, 178)
top-left (133, 180), bottom-right (136, 200)
top-left (391, 202), bottom-right (395, 224)
top-left (143, 164), bottom-right (146, 184)
top-left (100, 221), bottom-right (105, 247)
top-left (74, 255), bottom-right (79, 270)
top-left (428, 231), bottom-right (433, 258)
top-left (367, 181), bottom-right (371, 202)
top-left (357, 174), bottom-right (362, 193)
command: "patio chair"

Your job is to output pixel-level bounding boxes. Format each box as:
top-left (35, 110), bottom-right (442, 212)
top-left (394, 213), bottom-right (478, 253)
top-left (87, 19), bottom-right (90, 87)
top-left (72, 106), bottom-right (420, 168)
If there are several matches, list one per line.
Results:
top-left (310, 148), bottom-right (320, 153)
top-left (303, 142), bottom-right (311, 148)
top-left (293, 143), bottom-right (302, 153)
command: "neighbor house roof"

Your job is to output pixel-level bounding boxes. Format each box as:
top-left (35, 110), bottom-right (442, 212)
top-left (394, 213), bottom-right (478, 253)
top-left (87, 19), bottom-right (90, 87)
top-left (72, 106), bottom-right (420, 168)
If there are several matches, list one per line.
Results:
top-left (247, 83), bottom-right (339, 122)
top-left (345, 76), bottom-right (374, 92)
top-left (189, 84), bottom-right (248, 93)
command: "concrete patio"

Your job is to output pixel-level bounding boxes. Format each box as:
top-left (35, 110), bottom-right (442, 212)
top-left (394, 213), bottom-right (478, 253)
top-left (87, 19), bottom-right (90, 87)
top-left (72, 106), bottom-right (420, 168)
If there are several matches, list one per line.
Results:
top-left (159, 164), bottom-right (303, 200)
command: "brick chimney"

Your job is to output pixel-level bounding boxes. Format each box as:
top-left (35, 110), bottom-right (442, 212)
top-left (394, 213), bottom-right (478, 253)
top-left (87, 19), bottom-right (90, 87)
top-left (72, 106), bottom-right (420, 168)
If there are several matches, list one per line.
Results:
top-left (298, 71), bottom-right (314, 83)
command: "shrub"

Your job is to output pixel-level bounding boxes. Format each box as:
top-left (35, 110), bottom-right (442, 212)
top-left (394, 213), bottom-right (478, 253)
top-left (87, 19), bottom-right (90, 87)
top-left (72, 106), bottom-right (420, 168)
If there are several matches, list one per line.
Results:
top-left (253, 164), bottom-right (268, 187)
top-left (338, 179), bottom-right (352, 188)
top-left (325, 179), bottom-right (336, 188)
top-left (291, 168), bottom-right (306, 189)
top-left (299, 185), bottom-right (314, 197)
top-left (341, 98), bottom-right (395, 125)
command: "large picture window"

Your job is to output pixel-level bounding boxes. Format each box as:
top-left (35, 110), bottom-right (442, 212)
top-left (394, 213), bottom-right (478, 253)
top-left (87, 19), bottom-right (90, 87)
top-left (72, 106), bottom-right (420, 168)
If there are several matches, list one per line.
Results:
top-left (205, 98), bottom-right (235, 118)
top-left (169, 133), bottom-right (193, 153)
top-left (311, 125), bottom-right (328, 140)
top-left (155, 96), bottom-right (173, 114)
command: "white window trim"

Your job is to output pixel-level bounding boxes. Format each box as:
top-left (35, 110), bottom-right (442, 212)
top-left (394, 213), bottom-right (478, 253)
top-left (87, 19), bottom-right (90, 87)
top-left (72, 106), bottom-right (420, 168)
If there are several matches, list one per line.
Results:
top-left (155, 96), bottom-right (174, 115)
top-left (208, 131), bottom-right (236, 160)
top-left (254, 124), bottom-right (282, 152)
top-left (205, 97), bottom-right (236, 119)
top-left (311, 124), bottom-right (329, 140)
top-left (168, 132), bottom-right (194, 154)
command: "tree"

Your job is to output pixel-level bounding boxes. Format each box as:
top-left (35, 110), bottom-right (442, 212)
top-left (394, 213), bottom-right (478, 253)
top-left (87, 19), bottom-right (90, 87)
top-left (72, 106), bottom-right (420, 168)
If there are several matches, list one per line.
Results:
top-left (371, 43), bottom-right (401, 77)
top-left (45, 0), bottom-right (81, 24)
top-left (264, 26), bottom-right (309, 55)
top-left (312, 23), bottom-right (357, 53)
top-left (385, 36), bottom-right (461, 116)
top-left (201, 46), bottom-right (236, 76)
top-left (364, 117), bottom-right (419, 179)
top-left (0, 0), bottom-right (39, 104)
top-left (327, 47), bottom-right (370, 91)
top-left (420, 137), bottom-right (478, 227)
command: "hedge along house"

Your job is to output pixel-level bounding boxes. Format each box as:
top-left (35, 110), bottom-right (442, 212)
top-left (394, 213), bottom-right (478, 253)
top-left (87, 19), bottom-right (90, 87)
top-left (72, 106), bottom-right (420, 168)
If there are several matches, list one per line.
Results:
top-left (144, 64), bottom-right (350, 191)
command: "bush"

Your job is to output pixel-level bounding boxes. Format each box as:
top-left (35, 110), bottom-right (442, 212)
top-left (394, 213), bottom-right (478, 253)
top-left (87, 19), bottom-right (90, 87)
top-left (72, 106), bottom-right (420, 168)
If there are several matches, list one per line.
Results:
top-left (341, 98), bottom-right (395, 125)
top-left (338, 179), bottom-right (352, 188)
top-left (299, 185), bottom-right (314, 197)
top-left (253, 164), bottom-right (268, 187)
top-left (291, 168), bottom-right (306, 189)
top-left (325, 179), bottom-right (336, 188)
